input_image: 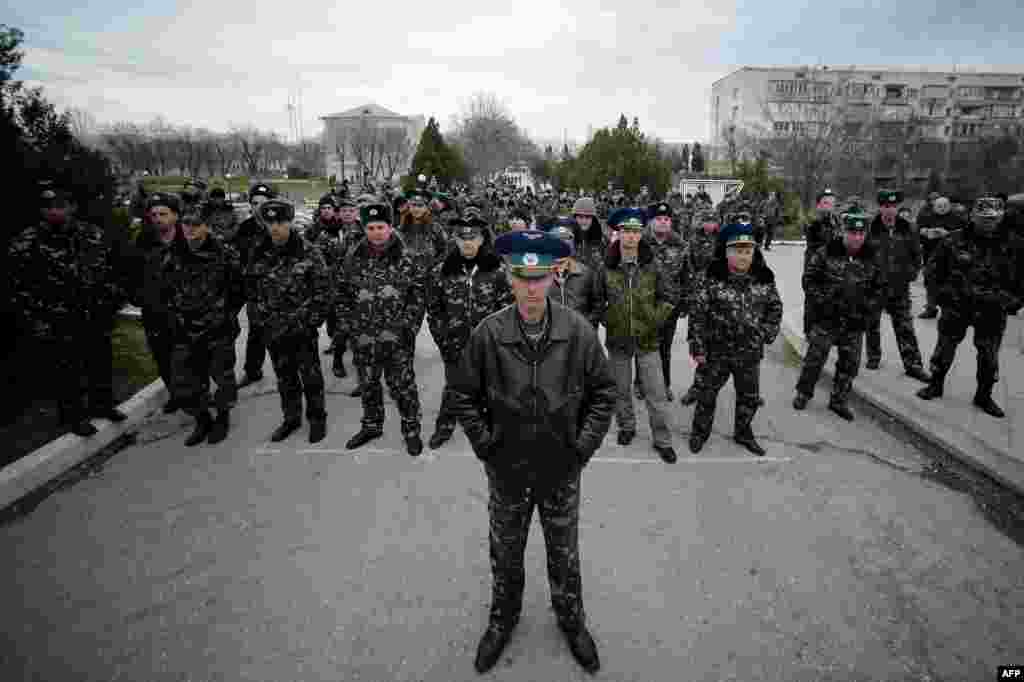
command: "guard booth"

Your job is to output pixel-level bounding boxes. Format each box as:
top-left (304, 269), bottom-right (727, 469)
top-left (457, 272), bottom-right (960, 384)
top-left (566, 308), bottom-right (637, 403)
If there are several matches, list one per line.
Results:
top-left (678, 178), bottom-right (743, 207)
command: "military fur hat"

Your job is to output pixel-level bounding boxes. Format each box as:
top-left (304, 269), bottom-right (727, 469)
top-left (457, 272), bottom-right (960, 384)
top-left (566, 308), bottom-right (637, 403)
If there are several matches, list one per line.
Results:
top-left (258, 200), bottom-right (295, 223)
top-left (407, 189), bottom-right (432, 206)
top-left (248, 183), bottom-right (276, 201)
top-left (843, 211), bottom-right (869, 231)
top-left (38, 179), bottom-right (70, 203)
top-left (146, 191), bottom-right (182, 214)
top-left (318, 193), bottom-right (341, 209)
top-left (449, 217), bottom-right (485, 240)
top-left (361, 202), bottom-right (392, 225)
top-left (647, 202), bottom-right (673, 220)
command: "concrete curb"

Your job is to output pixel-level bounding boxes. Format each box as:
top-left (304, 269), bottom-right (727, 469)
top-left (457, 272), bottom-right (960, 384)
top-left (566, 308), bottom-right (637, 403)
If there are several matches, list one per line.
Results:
top-left (779, 312), bottom-right (1024, 497)
top-left (0, 379), bottom-right (169, 512)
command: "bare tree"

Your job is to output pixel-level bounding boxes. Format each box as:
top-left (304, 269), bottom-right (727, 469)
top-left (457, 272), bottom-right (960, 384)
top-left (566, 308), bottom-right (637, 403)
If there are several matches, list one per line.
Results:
top-left (67, 106), bottom-right (98, 146)
top-left (380, 126), bottom-right (412, 180)
top-left (349, 118), bottom-right (383, 183)
top-left (232, 125), bottom-right (269, 176)
top-left (450, 91), bottom-right (532, 180)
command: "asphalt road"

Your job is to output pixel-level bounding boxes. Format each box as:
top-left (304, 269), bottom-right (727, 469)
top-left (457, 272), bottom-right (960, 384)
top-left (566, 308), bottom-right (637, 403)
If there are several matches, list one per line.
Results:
top-left (2, 320), bottom-right (1022, 681)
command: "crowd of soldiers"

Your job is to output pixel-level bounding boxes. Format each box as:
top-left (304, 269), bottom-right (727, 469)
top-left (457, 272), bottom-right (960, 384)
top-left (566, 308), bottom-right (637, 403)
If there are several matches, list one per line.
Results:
top-left (8, 171), bottom-right (1023, 675)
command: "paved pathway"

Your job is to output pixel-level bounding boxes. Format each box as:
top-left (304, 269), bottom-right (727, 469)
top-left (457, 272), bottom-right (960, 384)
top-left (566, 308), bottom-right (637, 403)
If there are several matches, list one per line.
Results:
top-left (765, 244), bottom-right (1024, 495)
top-left (2, 304), bottom-right (1023, 680)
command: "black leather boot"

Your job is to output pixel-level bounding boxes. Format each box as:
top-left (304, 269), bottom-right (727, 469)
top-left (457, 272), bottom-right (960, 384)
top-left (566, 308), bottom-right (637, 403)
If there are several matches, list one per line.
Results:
top-left (916, 373), bottom-right (945, 400)
top-left (207, 410), bottom-right (230, 444)
top-left (973, 390), bottom-right (1005, 418)
top-left (346, 427), bottom-right (383, 450)
top-left (561, 623), bottom-right (601, 674)
top-left (308, 419), bottom-right (327, 443)
top-left (473, 623), bottom-right (513, 674)
top-left (733, 426), bottom-right (765, 456)
top-left (185, 411), bottom-right (212, 446)
top-left (270, 419), bottom-right (302, 442)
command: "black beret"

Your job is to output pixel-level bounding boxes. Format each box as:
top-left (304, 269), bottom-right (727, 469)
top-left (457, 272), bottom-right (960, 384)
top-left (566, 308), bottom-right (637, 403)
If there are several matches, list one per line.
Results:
top-left (146, 192), bottom-right (182, 213)
top-left (209, 187), bottom-right (226, 199)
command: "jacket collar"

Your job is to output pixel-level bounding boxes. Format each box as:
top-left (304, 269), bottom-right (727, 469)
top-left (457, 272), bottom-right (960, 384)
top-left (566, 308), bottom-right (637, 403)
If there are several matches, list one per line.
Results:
top-left (826, 236), bottom-right (875, 260)
top-left (440, 246), bottom-right (502, 277)
top-left (256, 229), bottom-right (305, 259)
top-left (497, 302), bottom-right (571, 345)
top-left (707, 247), bottom-right (775, 284)
top-left (352, 232), bottom-right (405, 260)
top-left (605, 237), bottom-right (655, 270)
top-left (870, 215), bottom-right (911, 235)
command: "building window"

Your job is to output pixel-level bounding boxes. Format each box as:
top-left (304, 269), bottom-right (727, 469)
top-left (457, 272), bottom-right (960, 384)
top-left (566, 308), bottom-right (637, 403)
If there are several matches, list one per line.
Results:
top-left (885, 85), bottom-right (904, 99)
top-left (958, 86), bottom-right (984, 99)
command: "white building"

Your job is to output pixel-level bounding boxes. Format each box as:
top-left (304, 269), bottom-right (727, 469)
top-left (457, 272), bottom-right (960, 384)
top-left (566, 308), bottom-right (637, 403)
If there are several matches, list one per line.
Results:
top-left (320, 103), bottom-right (426, 182)
top-left (495, 163), bottom-right (537, 192)
top-left (709, 65), bottom-right (1024, 160)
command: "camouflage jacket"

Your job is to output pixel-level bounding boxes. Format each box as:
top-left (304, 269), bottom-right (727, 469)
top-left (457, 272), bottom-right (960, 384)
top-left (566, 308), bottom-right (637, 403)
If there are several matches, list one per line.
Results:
top-left (161, 235), bottom-right (246, 341)
top-left (549, 259), bottom-right (601, 329)
top-left (927, 223), bottom-right (1021, 316)
top-left (8, 218), bottom-right (122, 339)
top-left (398, 219), bottom-right (449, 276)
top-left (573, 226), bottom-right (608, 273)
top-left (802, 238), bottom-right (884, 332)
top-left (648, 231), bottom-right (693, 317)
top-left (593, 239), bottom-right (678, 354)
top-left (803, 215), bottom-right (839, 262)
top-left (689, 228), bottom-right (719, 276)
top-left (426, 246), bottom-right (513, 363)
top-left (206, 204), bottom-right (237, 240)
top-left (688, 251), bottom-right (783, 359)
top-left (246, 230), bottom-right (330, 343)
top-left (869, 215), bottom-right (922, 292)
top-left (335, 234), bottom-right (425, 350)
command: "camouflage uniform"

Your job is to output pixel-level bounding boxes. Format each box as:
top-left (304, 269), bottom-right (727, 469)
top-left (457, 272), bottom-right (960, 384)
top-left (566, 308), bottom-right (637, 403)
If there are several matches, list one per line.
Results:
top-left (336, 234), bottom-right (425, 438)
top-left (130, 223), bottom-right (177, 402)
top-left (924, 223), bottom-right (1021, 396)
top-left (688, 251), bottom-right (782, 442)
top-left (247, 231), bottom-right (330, 423)
top-left (161, 235), bottom-right (246, 415)
top-left (796, 238), bottom-right (884, 406)
top-left (206, 203), bottom-right (238, 241)
top-left (648, 230), bottom-right (692, 392)
top-left (573, 226), bottom-right (608, 273)
top-left (681, 225), bottom-right (721, 401)
top-left (397, 217), bottom-right (449, 331)
top-left (231, 216), bottom-right (270, 380)
top-left (7, 218), bottom-right (123, 423)
top-left (310, 221), bottom-right (346, 347)
top-left (917, 210), bottom-right (964, 313)
top-left (866, 215), bottom-right (927, 372)
top-left (426, 246), bottom-right (513, 440)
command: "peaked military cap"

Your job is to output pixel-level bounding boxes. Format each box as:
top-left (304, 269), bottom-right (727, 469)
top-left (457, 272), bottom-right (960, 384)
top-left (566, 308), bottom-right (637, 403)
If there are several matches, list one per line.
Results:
top-left (816, 188), bottom-right (836, 204)
top-left (546, 218), bottom-right (576, 244)
top-left (361, 202), bottom-right (392, 225)
top-left (450, 217), bottom-right (485, 240)
top-left (337, 196), bottom-right (358, 208)
top-left (258, 199), bottom-right (295, 223)
top-left (508, 208), bottom-right (532, 224)
top-left (608, 207), bottom-right (645, 231)
top-left (720, 222), bottom-right (756, 247)
top-left (209, 187), bottom-right (226, 199)
top-left (648, 202), bottom-right (672, 219)
top-left (146, 191), bottom-right (182, 213)
top-left (843, 211), bottom-right (869, 231)
top-left (249, 183), bottom-right (276, 200)
top-left (495, 229), bottom-right (571, 278)
top-left (877, 189), bottom-right (903, 205)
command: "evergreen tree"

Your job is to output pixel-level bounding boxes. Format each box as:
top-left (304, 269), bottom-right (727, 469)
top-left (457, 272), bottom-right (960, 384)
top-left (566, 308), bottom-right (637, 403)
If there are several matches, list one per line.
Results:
top-left (691, 142), bottom-right (705, 174)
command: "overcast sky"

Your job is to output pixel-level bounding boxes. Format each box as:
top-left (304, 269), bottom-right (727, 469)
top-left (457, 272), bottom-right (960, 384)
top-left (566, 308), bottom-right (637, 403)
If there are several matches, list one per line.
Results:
top-left (8, 0), bottom-right (1024, 145)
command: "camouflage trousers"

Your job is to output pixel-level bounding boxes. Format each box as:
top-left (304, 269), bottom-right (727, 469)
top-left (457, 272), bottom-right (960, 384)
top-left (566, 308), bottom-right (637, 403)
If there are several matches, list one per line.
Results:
top-left (434, 360), bottom-right (461, 436)
top-left (268, 334), bottom-right (326, 422)
top-left (692, 352), bottom-right (761, 439)
top-left (795, 325), bottom-right (863, 405)
top-left (36, 331), bottom-right (116, 423)
top-left (171, 334), bottom-right (238, 415)
top-left (243, 323), bottom-right (268, 379)
top-left (484, 464), bottom-right (585, 633)
top-left (865, 287), bottom-right (925, 370)
top-left (142, 313), bottom-right (174, 400)
top-left (929, 310), bottom-right (1007, 389)
top-left (658, 315), bottom-right (680, 390)
top-left (354, 343), bottom-right (421, 437)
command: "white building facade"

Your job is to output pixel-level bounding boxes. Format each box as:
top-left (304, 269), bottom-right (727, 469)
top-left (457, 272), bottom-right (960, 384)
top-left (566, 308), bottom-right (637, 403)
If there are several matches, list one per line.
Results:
top-left (320, 103), bottom-right (426, 182)
top-left (709, 65), bottom-right (1024, 160)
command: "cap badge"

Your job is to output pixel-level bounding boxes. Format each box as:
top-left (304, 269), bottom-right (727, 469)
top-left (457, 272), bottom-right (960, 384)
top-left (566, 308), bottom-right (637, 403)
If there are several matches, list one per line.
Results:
top-left (524, 232), bottom-right (542, 240)
top-left (370, 208), bottom-right (378, 216)
top-left (523, 253), bottom-right (539, 266)
top-left (267, 209), bottom-right (276, 218)
top-left (41, 190), bottom-right (56, 199)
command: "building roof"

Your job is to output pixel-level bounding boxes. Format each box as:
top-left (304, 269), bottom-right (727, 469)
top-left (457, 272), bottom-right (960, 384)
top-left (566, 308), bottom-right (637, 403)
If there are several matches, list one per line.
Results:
top-left (320, 103), bottom-right (407, 119)
top-left (712, 64), bottom-right (1024, 87)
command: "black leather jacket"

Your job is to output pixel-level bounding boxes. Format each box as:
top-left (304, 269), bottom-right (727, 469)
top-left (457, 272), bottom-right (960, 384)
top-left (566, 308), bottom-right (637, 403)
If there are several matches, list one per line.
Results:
top-left (449, 302), bottom-right (618, 489)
